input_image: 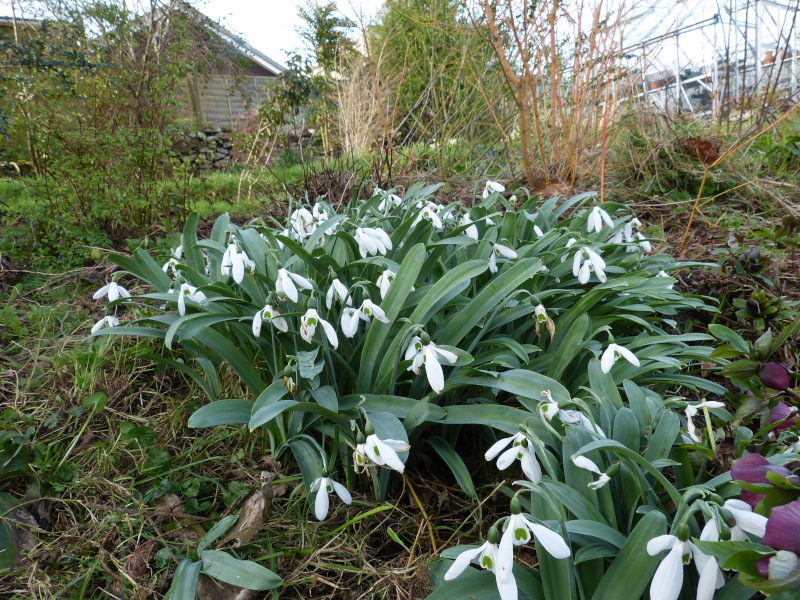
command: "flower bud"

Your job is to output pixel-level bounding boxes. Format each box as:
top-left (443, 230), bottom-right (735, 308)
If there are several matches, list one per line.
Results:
top-left (420, 332), bottom-right (431, 346)
top-left (676, 522), bottom-right (690, 542)
top-left (307, 296), bottom-right (317, 309)
top-left (364, 421), bottom-right (375, 436)
top-left (487, 525), bottom-right (499, 544)
top-left (510, 496), bottom-right (522, 515)
top-left (356, 431), bottom-right (365, 444)
top-left (752, 329), bottom-right (773, 362)
top-left (759, 362), bottom-right (792, 391)
top-left (605, 462), bottom-right (620, 478)
top-left (743, 248), bottom-right (762, 265)
top-left (718, 520), bottom-right (731, 541)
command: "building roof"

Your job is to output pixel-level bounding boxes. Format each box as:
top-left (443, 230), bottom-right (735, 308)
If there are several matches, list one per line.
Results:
top-left (173, 3), bottom-right (285, 76)
top-left (0, 16), bottom-right (45, 29)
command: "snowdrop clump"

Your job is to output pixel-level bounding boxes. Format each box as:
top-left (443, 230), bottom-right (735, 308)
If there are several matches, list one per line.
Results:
top-left (93, 183), bottom-right (735, 600)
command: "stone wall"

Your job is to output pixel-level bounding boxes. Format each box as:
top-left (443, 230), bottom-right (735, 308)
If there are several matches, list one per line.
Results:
top-left (173, 127), bottom-right (234, 170)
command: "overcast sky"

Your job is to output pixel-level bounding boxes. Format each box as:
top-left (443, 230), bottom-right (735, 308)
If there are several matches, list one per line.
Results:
top-left (195, 0), bottom-right (385, 65)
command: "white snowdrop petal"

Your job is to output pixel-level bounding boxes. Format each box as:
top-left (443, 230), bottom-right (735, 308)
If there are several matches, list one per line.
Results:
top-left (530, 523), bottom-right (571, 558)
top-left (444, 546), bottom-right (484, 581)
top-left (485, 436), bottom-right (514, 461)
top-left (331, 480), bottom-right (352, 505)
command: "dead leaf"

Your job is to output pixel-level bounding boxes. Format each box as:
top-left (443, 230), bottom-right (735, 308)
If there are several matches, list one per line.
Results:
top-left (154, 493), bottom-right (189, 518)
top-left (126, 539), bottom-right (158, 579)
top-left (221, 479), bottom-right (271, 547)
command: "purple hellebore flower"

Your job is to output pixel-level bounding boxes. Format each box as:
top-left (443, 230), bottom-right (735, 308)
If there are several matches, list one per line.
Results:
top-left (730, 453), bottom-right (795, 510)
top-left (770, 402), bottom-right (797, 431)
top-left (759, 363), bottom-right (793, 391)
top-left (757, 499), bottom-right (800, 578)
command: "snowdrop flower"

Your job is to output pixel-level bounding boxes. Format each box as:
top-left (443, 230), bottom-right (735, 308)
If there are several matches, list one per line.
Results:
top-left (560, 237), bottom-right (578, 263)
top-left (561, 410), bottom-right (606, 437)
top-left (360, 299), bottom-right (389, 323)
top-left (587, 206), bottom-right (614, 233)
top-left (162, 245), bottom-right (183, 274)
top-left (353, 431), bottom-right (409, 474)
top-left (93, 281), bottom-right (131, 302)
top-left (276, 268), bottom-right (313, 303)
top-left (221, 244), bottom-right (255, 284)
top-left (485, 432), bottom-right (542, 483)
top-left (656, 270), bottom-right (675, 289)
top-left (412, 202), bottom-right (443, 230)
top-left (377, 191), bottom-right (402, 211)
top-left (483, 180), bottom-right (505, 198)
top-left (724, 499), bottom-right (768, 540)
top-left (444, 526), bottom-right (516, 600)
top-left (647, 534), bottom-right (692, 600)
top-left (340, 307), bottom-right (361, 339)
top-left (600, 343), bottom-right (640, 374)
top-left (404, 333), bottom-right (458, 394)
top-left (690, 520), bottom-right (725, 600)
top-left (354, 227), bottom-right (392, 258)
top-left (177, 283), bottom-right (207, 316)
top-left (572, 247), bottom-right (607, 284)
top-left (253, 304), bottom-right (288, 336)
top-left (309, 475), bottom-right (352, 521)
top-left (539, 390), bottom-right (606, 437)
top-left (634, 232), bottom-right (652, 253)
top-left (534, 225), bottom-right (544, 238)
top-left (533, 304), bottom-right (555, 342)
top-left (326, 278), bottom-right (350, 309)
top-left (571, 455), bottom-right (611, 489)
top-left (684, 401), bottom-right (725, 444)
top-left (91, 315), bottom-right (119, 333)
top-left (460, 213), bottom-right (478, 240)
top-left (503, 502), bottom-right (571, 558)
top-left (300, 308), bottom-right (338, 349)
top-left (289, 207), bottom-right (315, 239)
top-left (490, 243), bottom-right (518, 274)
top-left (376, 269), bottom-right (396, 299)
top-left (312, 203), bottom-right (332, 224)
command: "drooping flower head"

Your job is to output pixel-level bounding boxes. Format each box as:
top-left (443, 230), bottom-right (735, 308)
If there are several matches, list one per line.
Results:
top-left (490, 243), bottom-right (517, 274)
top-left (309, 475), bottom-right (352, 521)
top-left (587, 205), bottom-right (613, 233)
top-left (483, 180), bottom-right (505, 199)
top-left (485, 431), bottom-right (542, 483)
top-left (91, 315), bottom-right (120, 334)
top-left (93, 281), bottom-right (131, 303)
top-left (600, 343), bottom-right (640, 374)
top-left (404, 332), bottom-right (458, 394)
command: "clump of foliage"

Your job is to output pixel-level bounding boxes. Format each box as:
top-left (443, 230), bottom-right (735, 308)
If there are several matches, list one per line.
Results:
top-left (84, 180), bottom-right (797, 599)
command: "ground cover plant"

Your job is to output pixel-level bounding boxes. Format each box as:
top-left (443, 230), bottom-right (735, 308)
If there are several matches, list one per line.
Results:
top-left (37, 180), bottom-right (787, 600)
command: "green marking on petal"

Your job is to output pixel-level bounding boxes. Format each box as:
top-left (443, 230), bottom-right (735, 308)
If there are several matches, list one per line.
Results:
top-left (515, 527), bottom-right (527, 541)
top-left (482, 556), bottom-right (493, 569)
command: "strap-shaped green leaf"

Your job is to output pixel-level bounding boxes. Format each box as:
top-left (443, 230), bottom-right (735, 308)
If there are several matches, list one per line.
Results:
top-left (167, 559), bottom-right (201, 600)
top-left (437, 257), bottom-right (541, 347)
top-left (200, 550), bottom-right (282, 590)
top-left (427, 436), bottom-right (476, 498)
top-left (188, 399), bottom-right (252, 428)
